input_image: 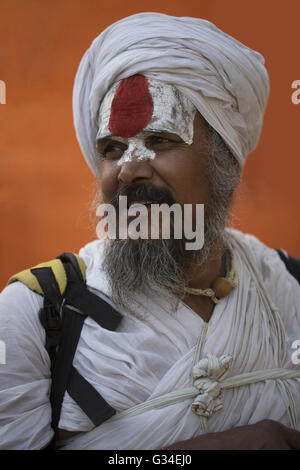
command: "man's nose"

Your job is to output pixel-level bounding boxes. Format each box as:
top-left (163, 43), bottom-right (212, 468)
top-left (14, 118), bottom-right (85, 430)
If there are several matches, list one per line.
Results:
top-left (118, 160), bottom-right (154, 185)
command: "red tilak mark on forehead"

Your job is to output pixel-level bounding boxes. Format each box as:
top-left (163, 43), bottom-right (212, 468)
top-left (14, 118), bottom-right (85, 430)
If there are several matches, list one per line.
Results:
top-left (108, 75), bottom-right (153, 138)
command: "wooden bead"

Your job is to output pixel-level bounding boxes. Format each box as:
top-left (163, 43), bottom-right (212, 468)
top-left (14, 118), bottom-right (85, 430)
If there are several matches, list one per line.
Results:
top-left (211, 277), bottom-right (233, 299)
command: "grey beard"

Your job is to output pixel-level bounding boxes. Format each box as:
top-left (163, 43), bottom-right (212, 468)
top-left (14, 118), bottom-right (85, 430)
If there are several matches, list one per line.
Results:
top-left (102, 205), bottom-right (228, 316)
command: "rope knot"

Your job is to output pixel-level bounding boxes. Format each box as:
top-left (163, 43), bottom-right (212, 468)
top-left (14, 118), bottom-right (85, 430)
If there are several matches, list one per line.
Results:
top-left (191, 353), bottom-right (232, 417)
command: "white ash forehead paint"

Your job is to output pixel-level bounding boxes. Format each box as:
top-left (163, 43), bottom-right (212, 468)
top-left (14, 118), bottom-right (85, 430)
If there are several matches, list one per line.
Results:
top-left (146, 79), bottom-right (196, 145)
top-left (96, 76), bottom-right (196, 166)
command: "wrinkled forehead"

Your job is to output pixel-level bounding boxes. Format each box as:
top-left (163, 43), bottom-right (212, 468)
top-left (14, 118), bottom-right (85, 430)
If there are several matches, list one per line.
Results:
top-left (97, 75), bottom-right (196, 143)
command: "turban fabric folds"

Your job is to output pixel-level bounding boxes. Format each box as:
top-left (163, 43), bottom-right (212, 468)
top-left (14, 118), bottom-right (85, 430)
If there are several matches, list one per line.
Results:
top-left (72, 12), bottom-right (269, 176)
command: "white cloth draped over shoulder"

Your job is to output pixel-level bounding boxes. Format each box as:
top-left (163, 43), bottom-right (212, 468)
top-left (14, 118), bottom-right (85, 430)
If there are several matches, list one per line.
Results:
top-left (0, 229), bottom-right (299, 450)
top-left (72, 12), bottom-right (269, 175)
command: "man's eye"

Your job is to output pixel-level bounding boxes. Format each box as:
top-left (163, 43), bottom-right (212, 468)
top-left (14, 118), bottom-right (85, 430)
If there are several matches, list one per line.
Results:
top-left (102, 144), bottom-right (125, 159)
top-left (148, 136), bottom-right (171, 146)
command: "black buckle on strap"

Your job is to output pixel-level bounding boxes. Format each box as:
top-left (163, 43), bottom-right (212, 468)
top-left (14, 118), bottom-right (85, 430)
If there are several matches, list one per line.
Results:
top-left (39, 304), bottom-right (61, 331)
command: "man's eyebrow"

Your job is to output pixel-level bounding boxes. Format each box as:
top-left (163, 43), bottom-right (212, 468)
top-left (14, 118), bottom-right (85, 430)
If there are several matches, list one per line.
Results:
top-left (96, 136), bottom-right (127, 146)
top-left (96, 131), bottom-right (182, 147)
top-left (144, 129), bottom-right (174, 135)
top-left (143, 129), bottom-right (183, 139)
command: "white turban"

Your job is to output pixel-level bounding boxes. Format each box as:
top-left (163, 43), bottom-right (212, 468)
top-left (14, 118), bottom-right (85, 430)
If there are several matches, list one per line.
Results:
top-left (72, 12), bottom-right (269, 176)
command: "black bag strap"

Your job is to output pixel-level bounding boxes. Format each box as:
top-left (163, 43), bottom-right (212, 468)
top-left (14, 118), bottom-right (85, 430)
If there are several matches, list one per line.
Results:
top-left (64, 281), bottom-right (122, 330)
top-left (31, 266), bottom-right (63, 312)
top-left (276, 249), bottom-right (300, 284)
top-left (57, 252), bottom-right (85, 284)
top-left (33, 267), bottom-right (63, 373)
top-left (34, 252), bottom-right (122, 436)
top-left (67, 366), bottom-right (116, 425)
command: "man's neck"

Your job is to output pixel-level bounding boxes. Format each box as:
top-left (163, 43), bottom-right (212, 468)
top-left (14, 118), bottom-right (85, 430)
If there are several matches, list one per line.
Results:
top-left (181, 242), bottom-right (226, 322)
top-left (184, 242), bottom-right (226, 290)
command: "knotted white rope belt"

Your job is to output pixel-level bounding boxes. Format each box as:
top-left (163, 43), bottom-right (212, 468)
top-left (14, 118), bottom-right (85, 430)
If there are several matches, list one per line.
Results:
top-left (107, 354), bottom-right (300, 427)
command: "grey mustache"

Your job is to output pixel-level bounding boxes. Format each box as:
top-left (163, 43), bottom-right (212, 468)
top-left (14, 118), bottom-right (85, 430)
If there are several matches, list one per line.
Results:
top-left (110, 183), bottom-right (177, 209)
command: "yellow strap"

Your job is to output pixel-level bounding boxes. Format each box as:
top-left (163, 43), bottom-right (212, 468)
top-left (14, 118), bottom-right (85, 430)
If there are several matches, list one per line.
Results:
top-left (7, 254), bottom-right (86, 296)
top-left (74, 254), bottom-right (87, 282)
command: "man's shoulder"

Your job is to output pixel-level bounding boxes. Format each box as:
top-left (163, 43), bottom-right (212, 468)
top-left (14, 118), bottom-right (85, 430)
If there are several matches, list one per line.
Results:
top-left (5, 238), bottom-right (105, 294)
top-left (228, 228), bottom-right (299, 281)
top-left (78, 238), bottom-right (106, 269)
top-left (0, 239), bottom-right (106, 332)
top-left (228, 228), bottom-right (277, 258)
top-left (78, 239), bottom-right (110, 295)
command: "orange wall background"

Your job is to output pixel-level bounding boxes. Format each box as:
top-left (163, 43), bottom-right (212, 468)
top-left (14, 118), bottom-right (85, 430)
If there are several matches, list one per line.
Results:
top-left (1, 0), bottom-right (300, 289)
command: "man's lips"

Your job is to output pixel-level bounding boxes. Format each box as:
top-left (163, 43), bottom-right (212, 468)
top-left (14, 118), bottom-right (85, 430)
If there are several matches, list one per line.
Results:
top-left (116, 201), bottom-right (169, 220)
top-left (127, 201), bottom-right (156, 217)
top-left (114, 199), bottom-right (170, 210)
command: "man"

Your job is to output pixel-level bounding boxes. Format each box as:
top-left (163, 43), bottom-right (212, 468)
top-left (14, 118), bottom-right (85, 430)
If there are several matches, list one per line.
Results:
top-left (0, 12), bottom-right (300, 450)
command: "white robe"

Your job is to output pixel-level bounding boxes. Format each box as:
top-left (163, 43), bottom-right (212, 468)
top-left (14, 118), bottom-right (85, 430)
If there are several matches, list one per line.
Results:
top-left (0, 229), bottom-right (299, 450)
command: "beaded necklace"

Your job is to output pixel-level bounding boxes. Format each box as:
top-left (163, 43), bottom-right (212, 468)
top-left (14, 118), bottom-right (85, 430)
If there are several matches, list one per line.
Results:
top-left (184, 248), bottom-right (238, 304)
